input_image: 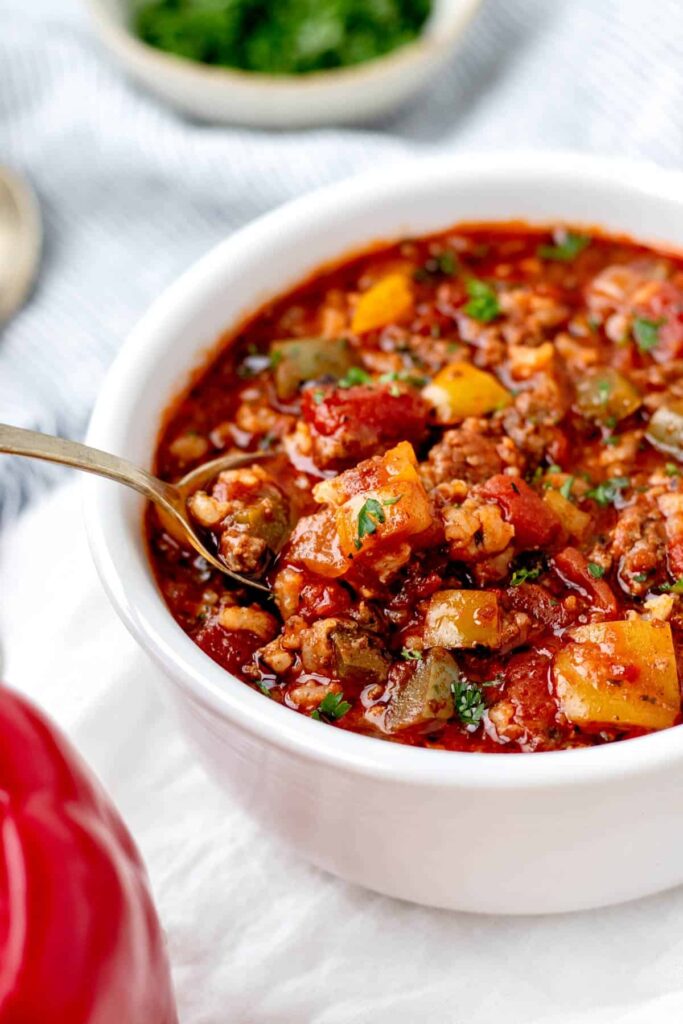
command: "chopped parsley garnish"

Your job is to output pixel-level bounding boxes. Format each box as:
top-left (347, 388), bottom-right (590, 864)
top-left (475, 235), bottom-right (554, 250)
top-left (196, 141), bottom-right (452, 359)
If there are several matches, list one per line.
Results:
top-left (632, 572), bottom-right (649, 583)
top-left (378, 370), bottom-right (429, 389)
top-left (311, 692), bottom-right (351, 722)
top-left (559, 476), bottom-right (575, 502)
top-left (464, 279), bottom-right (501, 323)
top-left (338, 366), bottom-right (372, 388)
top-left (482, 674), bottom-right (505, 689)
top-left (537, 231), bottom-right (590, 262)
top-left (451, 679), bottom-right (487, 728)
top-left (585, 476), bottom-right (630, 507)
top-left (437, 250), bottom-right (457, 275)
top-left (400, 647), bottom-right (423, 661)
top-left (354, 496), bottom-right (401, 549)
top-left (603, 433), bottom-right (619, 446)
top-left (269, 348), bottom-right (283, 369)
top-left (632, 317), bottom-right (664, 353)
top-left (661, 577), bottom-right (683, 594)
top-left (510, 565), bottom-right (543, 586)
top-left (312, 389), bottom-right (325, 405)
top-left (665, 462), bottom-right (681, 477)
top-left (587, 562), bottom-right (605, 579)
top-left (596, 379), bottom-right (611, 404)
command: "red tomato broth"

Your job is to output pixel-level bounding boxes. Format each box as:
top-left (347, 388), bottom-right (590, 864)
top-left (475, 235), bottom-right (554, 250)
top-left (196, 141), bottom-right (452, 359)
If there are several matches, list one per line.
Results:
top-left (147, 223), bottom-right (683, 753)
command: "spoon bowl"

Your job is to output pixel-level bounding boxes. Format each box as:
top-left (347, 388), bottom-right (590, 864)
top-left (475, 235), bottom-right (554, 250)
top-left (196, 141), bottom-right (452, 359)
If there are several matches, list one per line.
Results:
top-left (0, 168), bottom-right (42, 324)
top-left (0, 423), bottom-right (270, 592)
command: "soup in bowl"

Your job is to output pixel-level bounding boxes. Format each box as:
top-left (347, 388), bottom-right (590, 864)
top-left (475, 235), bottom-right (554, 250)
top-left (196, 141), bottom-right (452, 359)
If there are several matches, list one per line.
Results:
top-left (85, 154), bottom-right (683, 912)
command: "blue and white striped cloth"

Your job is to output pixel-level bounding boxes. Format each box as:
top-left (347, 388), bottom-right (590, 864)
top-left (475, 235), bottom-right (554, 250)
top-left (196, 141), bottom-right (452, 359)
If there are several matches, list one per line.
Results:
top-left (3, 0), bottom-right (683, 519)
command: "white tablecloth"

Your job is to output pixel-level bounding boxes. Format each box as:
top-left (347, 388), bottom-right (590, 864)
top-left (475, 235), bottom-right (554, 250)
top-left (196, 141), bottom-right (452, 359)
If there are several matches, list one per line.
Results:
top-left (4, 0), bottom-right (683, 1020)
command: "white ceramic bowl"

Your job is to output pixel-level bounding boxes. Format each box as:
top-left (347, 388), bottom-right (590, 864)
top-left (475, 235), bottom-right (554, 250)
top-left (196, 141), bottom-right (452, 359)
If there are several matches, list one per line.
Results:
top-left (85, 153), bottom-right (683, 914)
top-left (84, 0), bottom-right (482, 128)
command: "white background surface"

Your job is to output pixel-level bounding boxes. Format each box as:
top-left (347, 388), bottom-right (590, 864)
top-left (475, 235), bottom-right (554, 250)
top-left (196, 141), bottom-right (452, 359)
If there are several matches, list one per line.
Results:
top-left (4, 0), bottom-right (683, 1019)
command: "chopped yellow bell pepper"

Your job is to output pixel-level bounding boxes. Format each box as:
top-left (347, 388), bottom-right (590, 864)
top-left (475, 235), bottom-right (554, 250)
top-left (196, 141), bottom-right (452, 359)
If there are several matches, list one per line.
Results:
top-left (553, 619), bottom-right (680, 731)
top-left (543, 488), bottom-right (591, 539)
top-left (422, 362), bottom-right (512, 424)
top-left (351, 273), bottom-right (414, 335)
top-left (313, 441), bottom-right (433, 564)
top-left (424, 590), bottom-right (501, 649)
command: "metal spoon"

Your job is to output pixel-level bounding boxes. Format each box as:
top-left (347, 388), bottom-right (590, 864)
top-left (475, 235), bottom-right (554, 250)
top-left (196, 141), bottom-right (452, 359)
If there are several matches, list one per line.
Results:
top-left (0, 423), bottom-right (270, 592)
top-left (0, 168), bottom-right (42, 324)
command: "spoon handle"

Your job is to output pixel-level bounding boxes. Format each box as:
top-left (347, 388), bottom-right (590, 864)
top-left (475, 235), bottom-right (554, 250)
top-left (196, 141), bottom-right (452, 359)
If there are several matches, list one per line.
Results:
top-left (0, 422), bottom-right (271, 592)
top-left (0, 423), bottom-right (176, 506)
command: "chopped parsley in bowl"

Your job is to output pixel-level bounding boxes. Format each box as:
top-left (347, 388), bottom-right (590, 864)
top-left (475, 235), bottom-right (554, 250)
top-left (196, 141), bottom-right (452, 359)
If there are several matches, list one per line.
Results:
top-left (133, 0), bottom-right (433, 75)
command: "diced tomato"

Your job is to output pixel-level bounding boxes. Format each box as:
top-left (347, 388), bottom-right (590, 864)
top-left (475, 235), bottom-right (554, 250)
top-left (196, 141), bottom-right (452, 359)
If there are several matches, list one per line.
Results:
top-left (552, 546), bottom-right (618, 615)
top-left (546, 429), bottom-right (570, 468)
top-left (668, 537), bottom-right (683, 578)
top-left (479, 474), bottom-right (562, 549)
top-left (301, 384), bottom-right (428, 468)
top-left (635, 281), bottom-right (683, 364)
top-left (503, 582), bottom-right (573, 631)
top-left (498, 647), bottom-right (561, 749)
top-left (298, 578), bottom-right (352, 620)
top-left (194, 621), bottom-right (263, 674)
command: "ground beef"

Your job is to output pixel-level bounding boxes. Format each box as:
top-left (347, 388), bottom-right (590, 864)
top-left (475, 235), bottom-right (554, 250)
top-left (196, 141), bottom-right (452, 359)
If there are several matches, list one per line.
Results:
top-left (609, 499), bottom-right (666, 595)
top-left (421, 418), bottom-right (524, 488)
top-left (502, 375), bottom-right (570, 466)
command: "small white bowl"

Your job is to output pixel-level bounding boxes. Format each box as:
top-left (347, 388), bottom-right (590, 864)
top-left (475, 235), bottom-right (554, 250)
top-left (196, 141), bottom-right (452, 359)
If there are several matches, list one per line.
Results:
top-left (85, 153), bottom-right (683, 914)
top-left (83, 0), bottom-right (482, 128)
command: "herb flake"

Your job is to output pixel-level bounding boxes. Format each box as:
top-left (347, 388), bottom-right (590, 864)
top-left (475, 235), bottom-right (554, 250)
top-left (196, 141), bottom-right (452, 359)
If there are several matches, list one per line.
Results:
top-left (451, 679), bottom-right (487, 728)
top-left (311, 692), bottom-right (351, 722)
top-left (355, 497), bottom-right (386, 549)
top-left (464, 279), bottom-right (501, 323)
top-left (585, 476), bottom-right (630, 507)
top-left (559, 476), bottom-right (575, 502)
top-left (661, 577), bottom-right (683, 594)
top-left (338, 366), bottom-right (372, 389)
top-left (633, 317), bottom-right (664, 353)
top-left (537, 232), bottom-right (590, 262)
top-left (510, 565), bottom-right (543, 586)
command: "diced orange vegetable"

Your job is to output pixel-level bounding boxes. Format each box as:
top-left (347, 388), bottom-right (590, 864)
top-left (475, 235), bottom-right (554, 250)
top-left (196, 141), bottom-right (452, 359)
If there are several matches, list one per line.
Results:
top-left (424, 590), bottom-right (501, 649)
top-left (553, 620), bottom-right (680, 730)
top-left (543, 488), bottom-right (590, 539)
top-left (287, 509), bottom-right (348, 578)
top-left (422, 362), bottom-right (512, 424)
top-left (313, 441), bottom-right (433, 565)
top-left (351, 273), bottom-right (414, 335)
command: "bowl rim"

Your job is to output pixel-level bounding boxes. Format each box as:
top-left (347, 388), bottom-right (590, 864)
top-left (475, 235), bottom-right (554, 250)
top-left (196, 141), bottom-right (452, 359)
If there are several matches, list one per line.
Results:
top-left (85, 150), bottom-right (683, 791)
top-left (83, 0), bottom-right (484, 91)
